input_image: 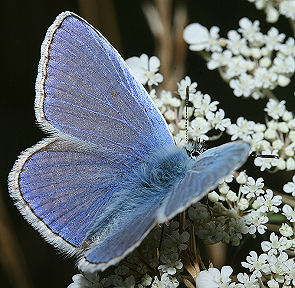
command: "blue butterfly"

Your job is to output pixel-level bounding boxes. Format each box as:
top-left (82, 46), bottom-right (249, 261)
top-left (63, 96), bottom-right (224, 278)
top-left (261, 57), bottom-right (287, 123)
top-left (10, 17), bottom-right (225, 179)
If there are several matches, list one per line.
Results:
top-left (8, 11), bottom-right (250, 272)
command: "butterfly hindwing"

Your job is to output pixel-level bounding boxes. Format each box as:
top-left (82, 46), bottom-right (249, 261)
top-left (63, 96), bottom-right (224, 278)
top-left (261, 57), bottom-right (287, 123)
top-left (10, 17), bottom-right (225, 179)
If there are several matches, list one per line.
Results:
top-left (8, 137), bottom-right (131, 255)
top-left (78, 195), bottom-right (160, 272)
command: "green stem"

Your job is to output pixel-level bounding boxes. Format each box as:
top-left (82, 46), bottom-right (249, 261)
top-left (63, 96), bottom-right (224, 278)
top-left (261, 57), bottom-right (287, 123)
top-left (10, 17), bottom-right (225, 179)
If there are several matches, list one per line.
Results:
top-left (261, 88), bottom-right (278, 101)
top-left (289, 19), bottom-right (295, 38)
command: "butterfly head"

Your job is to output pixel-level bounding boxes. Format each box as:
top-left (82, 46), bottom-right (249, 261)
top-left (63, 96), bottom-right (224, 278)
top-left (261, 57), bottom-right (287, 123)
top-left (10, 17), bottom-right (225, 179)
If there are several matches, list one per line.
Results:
top-left (184, 140), bottom-right (207, 159)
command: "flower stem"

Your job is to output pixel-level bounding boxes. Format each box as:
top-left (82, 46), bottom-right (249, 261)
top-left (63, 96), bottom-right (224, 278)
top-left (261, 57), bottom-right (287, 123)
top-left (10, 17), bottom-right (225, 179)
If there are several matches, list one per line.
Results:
top-left (289, 19), bottom-right (295, 38)
top-left (261, 88), bottom-right (278, 101)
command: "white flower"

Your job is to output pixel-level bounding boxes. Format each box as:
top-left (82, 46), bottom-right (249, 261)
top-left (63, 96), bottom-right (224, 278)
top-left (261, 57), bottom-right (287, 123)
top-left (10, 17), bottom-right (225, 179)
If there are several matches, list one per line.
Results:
top-left (227, 191), bottom-right (238, 202)
top-left (236, 273), bottom-right (259, 288)
top-left (177, 76), bottom-right (198, 100)
top-left (280, 0), bottom-right (295, 20)
top-left (229, 73), bottom-right (255, 97)
top-left (174, 131), bottom-right (187, 147)
top-left (256, 189), bottom-right (282, 213)
top-left (68, 272), bottom-right (101, 288)
top-left (164, 109), bottom-right (177, 121)
top-left (238, 18), bottom-right (263, 43)
top-left (280, 37), bottom-right (295, 56)
top-left (226, 30), bottom-right (247, 55)
top-left (280, 79), bottom-right (292, 90)
top-left (254, 149), bottom-right (279, 171)
top-left (283, 175), bottom-right (295, 196)
top-left (267, 279), bottom-right (279, 288)
top-left (226, 56), bottom-right (248, 78)
top-left (193, 94), bottom-right (219, 116)
top-left (236, 171), bottom-right (248, 184)
top-left (259, 56), bottom-right (271, 67)
top-left (206, 109), bottom-right (231, 131)
top-left (273, 55), bottom-right (295, 74)
top-left (208, 191), bottom-right (220, 202)
top-left (264, 27), bottom-right (285, 50)
top-left (196, 266), bottom-right (234, 288)
top-left (184, 23), bottom-right (223, 52)
top-left (159, 253), bottom-right (183, 275)
top-left (160, 90), bottom-right (180, 107)
top-left (151, 273), bottom-right (179, 288)
top-left (126, 54), bottom-right (163, 86)
top-left (286, 157), bottom-right (295, 170)
top-left (241, 251), bottom-right (270, 277)
top-left (237, 198), bottom-right (249, 211)
top-left (219, 182), bottom-right (230, 195)
top-left (282, 204), bottom-right (295, 222)
top-left (244, 211), bottom-right (268, 234)
top-left (254, 67), bottom-right (277, 89)
top-left (268, 251), bottom-right (289, 275)
top-left (265, 3), bottom-right (280, 23)
top-left (284, 258), bottom-right (295, 286)
top-left (264, 127), bottom-right (277, 140)
top-left (261, 232), bottom-right (290, 255)
top-left (240, 177), bottom-right (264, 199)
top-left (208, 50), bottom-right (232, 70)
top-left (272, 139), bottom-right (284, 150)
top-left (188, 117), bottom-right (211, 140)
top-left (227, 117), bottom-right (255, 141)
top-left (265, 99), bottom-right (286, 120)
top-left (279, 223), bottom-right (294, 237)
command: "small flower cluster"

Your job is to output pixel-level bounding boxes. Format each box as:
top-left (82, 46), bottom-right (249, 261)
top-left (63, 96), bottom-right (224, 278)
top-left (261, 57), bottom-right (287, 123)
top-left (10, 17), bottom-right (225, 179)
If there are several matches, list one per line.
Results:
top-left (227, 98), bottom-right (295, 171)
top-left (189, 171), bottom-right (283, 246)
top-left (125, 54), bottom-right (163, 87)
top-left (126, 55), bottom-right (232, 145)
top-left (247, 0), bottom-right (295, 23)
top-left (196, 232), bottom-right (295, 288)
top-left (183, 18), bottom-right (295, 99)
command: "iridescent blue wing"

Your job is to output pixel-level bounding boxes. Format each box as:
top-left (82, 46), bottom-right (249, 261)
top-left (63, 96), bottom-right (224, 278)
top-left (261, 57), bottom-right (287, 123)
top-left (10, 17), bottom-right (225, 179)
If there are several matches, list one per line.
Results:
top-left (159, 142), bottom-right (250, 221)
top-left (8, 138), bottom-right (130, 255)
top-left (78, 196), bottom-right (160, 272)
top-left (76, 142), bottom-right (250, 272)
top-left (35, 11), bottom-right (174, 166)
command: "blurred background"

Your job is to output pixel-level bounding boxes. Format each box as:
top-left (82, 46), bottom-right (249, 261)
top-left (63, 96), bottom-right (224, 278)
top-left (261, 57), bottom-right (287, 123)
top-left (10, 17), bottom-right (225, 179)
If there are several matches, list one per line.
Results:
top-left (1, 0), bottom-right (295, 287)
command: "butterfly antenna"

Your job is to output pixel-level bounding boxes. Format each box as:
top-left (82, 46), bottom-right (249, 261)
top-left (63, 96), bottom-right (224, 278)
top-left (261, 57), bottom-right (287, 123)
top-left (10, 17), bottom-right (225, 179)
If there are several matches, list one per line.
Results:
top-left (185, 86), bottom-right (189, 144)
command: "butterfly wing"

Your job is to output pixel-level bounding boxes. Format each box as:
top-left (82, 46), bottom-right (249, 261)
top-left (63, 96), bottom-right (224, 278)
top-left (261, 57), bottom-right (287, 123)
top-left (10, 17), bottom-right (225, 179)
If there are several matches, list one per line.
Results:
top-left (36, 11), bottom-right (174, 166)
top-left (8, 137), bottom-right (131, 255)
top-left (158, 142), bottom-right (250, 221)
top-left (9, 11), bottom-right (174, 264)
top-left (78, 196), bottom-right (160, 272)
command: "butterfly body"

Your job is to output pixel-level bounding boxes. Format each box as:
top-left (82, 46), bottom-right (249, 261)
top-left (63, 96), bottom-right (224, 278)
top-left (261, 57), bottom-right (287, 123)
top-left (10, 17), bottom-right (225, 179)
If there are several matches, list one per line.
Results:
top-left (8, 11), bottom-right (250, 272)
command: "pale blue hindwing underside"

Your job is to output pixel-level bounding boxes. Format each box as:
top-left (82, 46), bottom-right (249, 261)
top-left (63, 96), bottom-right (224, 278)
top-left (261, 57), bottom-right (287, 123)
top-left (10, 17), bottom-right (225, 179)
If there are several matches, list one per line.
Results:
top-left (8, 11), bottom-right (250, 272)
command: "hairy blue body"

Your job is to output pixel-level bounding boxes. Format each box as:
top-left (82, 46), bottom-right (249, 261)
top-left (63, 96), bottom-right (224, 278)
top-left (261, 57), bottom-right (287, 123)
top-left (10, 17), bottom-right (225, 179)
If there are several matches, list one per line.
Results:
top-left (85, 146), bottom-right (193, 242)
top-left (131, 146), bottom-right (193, 197)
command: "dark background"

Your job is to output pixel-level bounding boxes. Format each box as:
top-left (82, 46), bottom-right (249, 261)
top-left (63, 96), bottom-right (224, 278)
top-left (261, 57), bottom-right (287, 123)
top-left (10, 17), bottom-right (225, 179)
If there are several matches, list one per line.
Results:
top-left (1, 0), bottom-right (295, 287)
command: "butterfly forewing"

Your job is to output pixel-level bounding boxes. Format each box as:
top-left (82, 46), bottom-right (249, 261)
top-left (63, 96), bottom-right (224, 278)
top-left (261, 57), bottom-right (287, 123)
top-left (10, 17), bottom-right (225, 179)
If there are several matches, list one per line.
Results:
top-left (36, 12), bottom-right (174, 166)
